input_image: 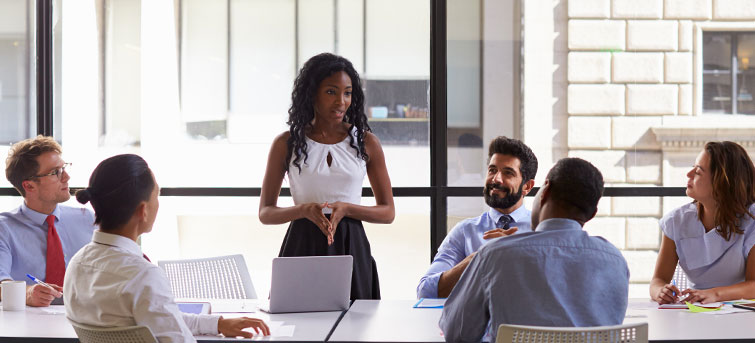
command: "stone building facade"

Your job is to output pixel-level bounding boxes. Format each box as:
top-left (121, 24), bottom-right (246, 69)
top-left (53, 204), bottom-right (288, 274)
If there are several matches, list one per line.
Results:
top-left (524, 0), bottom-right (755, 295)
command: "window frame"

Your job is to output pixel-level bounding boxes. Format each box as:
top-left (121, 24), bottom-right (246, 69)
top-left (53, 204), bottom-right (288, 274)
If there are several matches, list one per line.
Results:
top-left (3, 0), bottom-right (690, 262)
top-left (702, 31), bottom-right (755, 115)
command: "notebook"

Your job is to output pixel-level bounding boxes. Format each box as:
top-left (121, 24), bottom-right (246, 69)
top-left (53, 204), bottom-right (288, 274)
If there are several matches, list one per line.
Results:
top-left (258, 255), bottom-right (353, 313)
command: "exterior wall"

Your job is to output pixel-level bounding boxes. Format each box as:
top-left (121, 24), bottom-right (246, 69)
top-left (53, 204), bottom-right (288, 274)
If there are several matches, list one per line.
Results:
top-left (562, 0), bottom-right (755, 294)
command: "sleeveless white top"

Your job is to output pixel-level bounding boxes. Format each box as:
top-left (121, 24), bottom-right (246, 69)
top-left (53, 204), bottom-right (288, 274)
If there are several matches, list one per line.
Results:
top-left (288, 127), bottom-right (366, 214)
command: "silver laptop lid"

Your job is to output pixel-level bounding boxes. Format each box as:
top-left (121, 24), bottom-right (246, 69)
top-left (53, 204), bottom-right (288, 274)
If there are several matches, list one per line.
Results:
top-left (267, 255), bottom-right (353, 313)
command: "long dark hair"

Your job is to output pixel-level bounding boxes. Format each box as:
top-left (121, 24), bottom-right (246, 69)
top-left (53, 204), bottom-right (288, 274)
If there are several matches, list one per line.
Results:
top-left (75, 154), bottom-right (155, 231)
top-left (698, 141), bottom-right (755, 240)
top-left (286, 53), bottom-right (370, 173)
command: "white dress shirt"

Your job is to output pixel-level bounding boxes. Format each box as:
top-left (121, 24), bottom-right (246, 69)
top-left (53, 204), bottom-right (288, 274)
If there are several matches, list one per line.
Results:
top-left (64, 230), bottom-right (219, 343)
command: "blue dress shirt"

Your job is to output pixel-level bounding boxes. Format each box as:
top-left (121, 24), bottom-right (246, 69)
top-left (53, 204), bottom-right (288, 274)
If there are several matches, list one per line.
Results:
top-left (439, 218), bottom-right (629, 343)
top-left (661, 202), bottom-right (755, 290)
top-left (417, 205), bottom-right (531, 299)
top-left (0, 202), bottom-right (96, 285)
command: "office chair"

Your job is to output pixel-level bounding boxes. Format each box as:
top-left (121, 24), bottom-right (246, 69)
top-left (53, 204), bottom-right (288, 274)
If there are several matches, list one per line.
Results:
top-left (496, 322), bottom-right (648, 343)
top-left (672, 263), bottom-right (689, 291)
top-left (158, 254), bottom-right (257, 299)
top-left (69, 319), bottom-right (157, 343)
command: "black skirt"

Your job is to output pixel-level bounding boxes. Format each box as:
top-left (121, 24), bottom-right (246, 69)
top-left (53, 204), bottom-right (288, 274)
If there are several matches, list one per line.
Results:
top-left (278, 216), bottom-right (380, 300)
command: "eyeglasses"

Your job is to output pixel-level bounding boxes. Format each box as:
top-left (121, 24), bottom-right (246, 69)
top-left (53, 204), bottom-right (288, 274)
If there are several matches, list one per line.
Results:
top-left (27, 163), bottom-right (71, 180)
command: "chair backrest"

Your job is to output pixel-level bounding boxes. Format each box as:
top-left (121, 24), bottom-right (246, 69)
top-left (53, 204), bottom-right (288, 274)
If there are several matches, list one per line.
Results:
top-left (496, 322), bottom-right (648, 343)
top-left (157, 254), bottom-right (257, 299)
top-left (673, 263), bottom-right (689, 290)
top-left (69, 319), bottom-right (158, 343)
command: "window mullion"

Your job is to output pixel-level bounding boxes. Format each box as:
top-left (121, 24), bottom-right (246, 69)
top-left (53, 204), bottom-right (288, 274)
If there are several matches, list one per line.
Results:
top-left (732, 33), bottom-right (738, 115)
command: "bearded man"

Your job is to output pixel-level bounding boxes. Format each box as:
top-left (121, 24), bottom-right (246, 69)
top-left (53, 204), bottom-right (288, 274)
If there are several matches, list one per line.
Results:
top-left (416, 136), bottom-right (538, 298)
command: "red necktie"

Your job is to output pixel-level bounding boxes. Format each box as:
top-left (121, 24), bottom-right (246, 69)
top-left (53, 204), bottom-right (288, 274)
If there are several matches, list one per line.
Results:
top-left (45, 215), bottom-right (66, 286)
top-left (143, 254), bottom-right (151, 262)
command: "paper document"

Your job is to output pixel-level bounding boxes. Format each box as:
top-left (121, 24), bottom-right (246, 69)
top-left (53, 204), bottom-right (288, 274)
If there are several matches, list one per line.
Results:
top-left (699, 305), bottom-right (752, 315)
top-left (658, 301), bottom-right (722, 309)
top-left (26, 307), bottom-right (66, 315)
top-left (244, 321), bottom-right (295, 338)
top-left (413, 298), bottom-right (446, 308)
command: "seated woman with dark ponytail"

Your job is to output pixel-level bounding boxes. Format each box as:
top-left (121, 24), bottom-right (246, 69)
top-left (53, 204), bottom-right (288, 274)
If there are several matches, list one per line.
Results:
top-left (63, 154), bottom-right (269, 342)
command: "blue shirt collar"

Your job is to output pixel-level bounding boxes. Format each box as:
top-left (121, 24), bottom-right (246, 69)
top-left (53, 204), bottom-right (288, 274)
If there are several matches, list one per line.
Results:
top-left (488, 204), bottom-right (529, 225)
top-left (92, 230), bottom-right (143, 257)
top-left (20, 202), bottom-right (61, 226)
top-left (535, 218), bottom-right (582, 232)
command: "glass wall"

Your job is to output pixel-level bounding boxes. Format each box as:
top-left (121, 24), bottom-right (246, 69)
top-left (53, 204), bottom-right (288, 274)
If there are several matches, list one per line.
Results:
top-left (13, 0), bottom-right (755, 302)
top-left (52, 0), bottom-right (430, 299)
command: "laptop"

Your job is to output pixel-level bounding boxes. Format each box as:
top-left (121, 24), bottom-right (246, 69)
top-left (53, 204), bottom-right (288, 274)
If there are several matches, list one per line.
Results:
top-left (258, 255), bottom-right (353, 313)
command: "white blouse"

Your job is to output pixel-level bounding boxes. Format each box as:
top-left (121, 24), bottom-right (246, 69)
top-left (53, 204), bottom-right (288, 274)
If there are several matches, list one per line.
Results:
top-left (288, 127), bottom-right (366, 214)
top-left (64, 231), bottom-right (219, 343)
top-left (661, 202), bottom-right (755, 290)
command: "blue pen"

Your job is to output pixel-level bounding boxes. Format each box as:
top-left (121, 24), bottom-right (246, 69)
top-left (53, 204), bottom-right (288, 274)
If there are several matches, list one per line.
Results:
top-left (671, 280), bottom-right (677, 297)
top-left (26, 273), bottom-right (63, 296)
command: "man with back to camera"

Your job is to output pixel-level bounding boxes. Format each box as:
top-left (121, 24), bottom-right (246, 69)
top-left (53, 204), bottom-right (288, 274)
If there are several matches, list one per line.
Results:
top-left (416, 136), bottom-right (537, 299)
top-left (0, 136), bottom-right (96, 306)
top-left (439, 157), bottom-right (629, 342)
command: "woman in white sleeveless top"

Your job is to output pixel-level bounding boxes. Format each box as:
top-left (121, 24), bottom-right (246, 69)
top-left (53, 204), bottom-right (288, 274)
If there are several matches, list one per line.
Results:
top-left (259, 53), bottom-right (395, 299)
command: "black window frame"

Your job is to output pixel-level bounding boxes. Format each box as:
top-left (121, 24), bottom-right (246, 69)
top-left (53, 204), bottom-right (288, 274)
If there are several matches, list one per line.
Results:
top-left (702, 31), bottom-right (755, 115)
top-left (0, 0), bottom-right (687, 262)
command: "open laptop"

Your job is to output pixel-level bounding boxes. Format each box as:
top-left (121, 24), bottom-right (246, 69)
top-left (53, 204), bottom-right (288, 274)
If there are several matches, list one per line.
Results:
top-left (258, 255), bottom-right (353, 313)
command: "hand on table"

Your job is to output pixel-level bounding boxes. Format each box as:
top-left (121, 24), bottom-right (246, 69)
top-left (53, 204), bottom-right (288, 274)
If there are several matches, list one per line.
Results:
top-left (218, 316), bottom-right (270, 338)
top-left (653, 282), bottom-right (681, 304)
top-left (26, 283), bottom-right (63, 307)
top-left (302, 202), bottom-right (333, 245)
top-left (682, 288), bottom-right (720, 304)
top-left (482, 227), bottom-right (518, 240)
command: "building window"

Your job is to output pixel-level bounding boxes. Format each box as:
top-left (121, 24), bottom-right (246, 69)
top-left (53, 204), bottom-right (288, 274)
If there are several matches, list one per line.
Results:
top-left (702, 32), bottom-right (755, 115)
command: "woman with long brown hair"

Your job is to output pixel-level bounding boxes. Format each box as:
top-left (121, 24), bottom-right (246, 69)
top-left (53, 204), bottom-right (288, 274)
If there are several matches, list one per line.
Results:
top-left (651, 141), bottom-right (755, 304)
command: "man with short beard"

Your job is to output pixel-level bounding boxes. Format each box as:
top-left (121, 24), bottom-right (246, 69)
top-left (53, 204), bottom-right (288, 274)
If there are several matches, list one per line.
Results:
top-left (416, 137), bottom-right (537, 299)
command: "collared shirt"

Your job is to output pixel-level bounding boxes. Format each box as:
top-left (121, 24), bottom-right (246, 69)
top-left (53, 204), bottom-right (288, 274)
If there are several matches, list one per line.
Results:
top-left (661, 202), bottom-right (755, 289)
top-left (64, 231), bottom-right (219, 343)
top-left (439, 218), bottom-right (629, 343)
top-left (0, 202), bottom-right (96, 284)
top-left (416, 205), bottom-right (531, 299)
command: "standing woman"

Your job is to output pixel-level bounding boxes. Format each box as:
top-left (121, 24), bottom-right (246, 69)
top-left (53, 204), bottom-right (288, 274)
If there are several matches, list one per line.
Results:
top-left (259, 53), bottom-right (395, 300)
top-left (650, 141), bottom-right (755, 304)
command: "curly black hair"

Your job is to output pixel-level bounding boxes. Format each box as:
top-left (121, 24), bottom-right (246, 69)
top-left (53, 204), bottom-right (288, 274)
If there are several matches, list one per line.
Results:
top-left (286, 53), bottom-right (371, 173)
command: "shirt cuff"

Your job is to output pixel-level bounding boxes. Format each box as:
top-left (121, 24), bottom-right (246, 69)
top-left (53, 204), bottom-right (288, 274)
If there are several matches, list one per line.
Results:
top-left (417, 272), bottom-right (442, 298)
top-left (197, 314), bottom-right (220, 335)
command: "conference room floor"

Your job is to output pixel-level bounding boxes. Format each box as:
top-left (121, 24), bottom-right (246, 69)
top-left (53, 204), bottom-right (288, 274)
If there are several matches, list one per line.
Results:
top-left (1, 299), bottom-right (754, 342)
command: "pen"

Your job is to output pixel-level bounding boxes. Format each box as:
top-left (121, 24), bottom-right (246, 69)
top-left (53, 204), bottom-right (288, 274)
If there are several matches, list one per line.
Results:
top-left (26, 273), bottom-right (63, 296)
top-left (671, 280), bottom-right (677, 297)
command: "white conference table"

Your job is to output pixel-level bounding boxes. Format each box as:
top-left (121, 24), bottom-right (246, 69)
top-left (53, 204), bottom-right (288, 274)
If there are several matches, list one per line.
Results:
top-left (330, 299), bottom-right (755, 343)
top-left (0, 299), bottom-right (343, 343)
top-left (623, 298), bottom-right (755, 342)
top-left (328, 300), bottom-right (444, 342)
top-left (3, 299), bottom-right (755, 342)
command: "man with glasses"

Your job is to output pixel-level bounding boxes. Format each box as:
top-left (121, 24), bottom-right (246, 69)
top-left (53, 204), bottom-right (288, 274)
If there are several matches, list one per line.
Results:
top-left (0, 136), bottom-right (96, 307)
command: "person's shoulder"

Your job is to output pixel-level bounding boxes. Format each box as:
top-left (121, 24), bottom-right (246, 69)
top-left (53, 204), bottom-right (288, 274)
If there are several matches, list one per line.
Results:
top-left (0, 206), bottom-right (25, 232)
top-left (59, 205), bottom-right (96, 222)
top-left (741, 203), bottom-right (755, 233)
top-left (660, 202), bottom-right (696, 230)
top-left (0, 206), bottom-right (22, 223)
top-left (585, 233), bottom-right (624, 254)
top-left (450, 212), bottom-right (489, 232)
top-left (273, 131), bottom-right (291, 145)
